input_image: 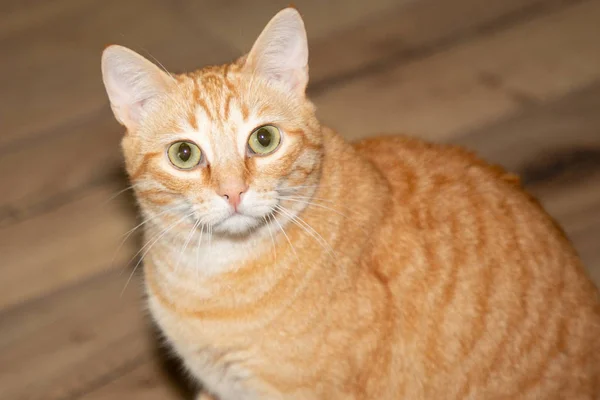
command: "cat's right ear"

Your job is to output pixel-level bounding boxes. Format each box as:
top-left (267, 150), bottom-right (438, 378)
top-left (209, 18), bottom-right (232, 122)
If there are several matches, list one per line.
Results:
top-left (101, 45), bottom-right (174, 130)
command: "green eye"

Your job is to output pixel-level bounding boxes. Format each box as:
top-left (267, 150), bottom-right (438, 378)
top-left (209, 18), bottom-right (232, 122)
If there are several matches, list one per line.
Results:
top-left (167, 141), bottom-right (202, 170)
top-left (248, 125), bottom-right (281, 155)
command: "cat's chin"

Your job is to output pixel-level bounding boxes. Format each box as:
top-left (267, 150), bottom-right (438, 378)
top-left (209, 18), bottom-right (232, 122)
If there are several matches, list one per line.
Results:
top-left (212, 213), bottom-right (261, 236)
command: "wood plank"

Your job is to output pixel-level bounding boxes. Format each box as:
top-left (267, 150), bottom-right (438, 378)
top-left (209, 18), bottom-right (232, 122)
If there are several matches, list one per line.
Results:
top-left (0, 270), bottom-right (151, 400)
top-left (452, 81), bottom-right (600, 174)
top-left (78, 361), bottom-right (189, 400)
top-left (0, 183), bottom-right (138, 310)
top-left (569, 211), bottom-right (600, 286)
top-left (0, 0), bottom-right (238, 148)
top-left (313, 0), bottom-right (600, 142)
top-left (529, 173), bottom-right (600, 286)
top-left (308, 0), bottom-right (550, 89)
top-left (0, 108), bottom-right (122, 214)
top-left (0, 0), bottom-right (98, 37)
top-left (182, 0), bottom-right (408, 54)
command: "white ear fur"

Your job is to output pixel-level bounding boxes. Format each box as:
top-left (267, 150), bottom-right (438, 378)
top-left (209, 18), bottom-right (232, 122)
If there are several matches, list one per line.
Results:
top-left (101, 45), bottom-right (174, 130)
top-left (244, 8), bottom-right (309, 95)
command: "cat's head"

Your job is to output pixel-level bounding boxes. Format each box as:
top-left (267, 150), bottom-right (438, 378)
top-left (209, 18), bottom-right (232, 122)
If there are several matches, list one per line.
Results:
top-left (101, 8), bottom-right (323, 237)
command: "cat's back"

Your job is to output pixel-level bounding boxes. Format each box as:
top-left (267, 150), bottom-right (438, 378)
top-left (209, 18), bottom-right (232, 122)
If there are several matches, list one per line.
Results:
top-left (351, 135), bottom-right (600, 399)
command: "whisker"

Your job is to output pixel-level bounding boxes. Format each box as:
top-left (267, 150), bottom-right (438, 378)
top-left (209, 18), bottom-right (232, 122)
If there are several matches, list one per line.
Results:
top-left (122, 209), bottom-right (189, 269)
top-left (120, 212), bottom-right (194, 296)
top-left (275, 205), bottom-right (337, 260)
top-left (101, 183), bottom-right (140, 206)
top-left (271, 209), bottom-right (300, 266)
top-left (276, 196), bottom-right (370, 237)
top-left (175, 217), bottom-right (202, 272)
top-left (112, 204), bottom-right (186, 270)
top-left (277, 194), bottom-right (335, 204)
top-left (276, 196), bottom-right (363, 220)
top-left (208, 223), bottom-right (213, 259)
top-left (195, 220), bottom-right (206, 279)
top-left (140, 47), bottom-right (177, 83)
top-left (280, 184), bottom-right (323, 189)
top-left (264, 214), bottom-right (277, 262)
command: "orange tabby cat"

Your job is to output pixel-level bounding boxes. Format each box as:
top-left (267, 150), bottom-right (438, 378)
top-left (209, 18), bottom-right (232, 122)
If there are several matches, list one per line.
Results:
top-left (101, 8), bottom-right (600, 400)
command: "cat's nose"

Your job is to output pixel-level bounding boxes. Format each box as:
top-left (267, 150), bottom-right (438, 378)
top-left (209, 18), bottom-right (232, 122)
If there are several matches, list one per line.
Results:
top-left (219, 182), bottom-right (248, 211)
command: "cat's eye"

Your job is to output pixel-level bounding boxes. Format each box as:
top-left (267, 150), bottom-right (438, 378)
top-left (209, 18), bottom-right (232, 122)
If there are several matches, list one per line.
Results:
top-left (248, 125), bottom-right (281, 156)
top-left (167, 141), bottom-right (202, 170)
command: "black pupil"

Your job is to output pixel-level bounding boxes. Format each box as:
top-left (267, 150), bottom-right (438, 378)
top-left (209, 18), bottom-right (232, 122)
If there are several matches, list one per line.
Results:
top-left (178, 143), bottom-right (192, 162)
top-left (257, 128), bottom-right (272, 147)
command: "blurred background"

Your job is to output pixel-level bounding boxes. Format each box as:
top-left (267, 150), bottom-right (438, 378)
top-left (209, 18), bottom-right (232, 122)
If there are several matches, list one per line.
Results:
top-left (1, 0), bottom-right (599, 398)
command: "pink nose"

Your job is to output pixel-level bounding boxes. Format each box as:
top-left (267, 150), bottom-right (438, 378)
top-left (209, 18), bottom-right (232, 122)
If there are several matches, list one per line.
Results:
top-left (219, 182), bottom-right (248, 210)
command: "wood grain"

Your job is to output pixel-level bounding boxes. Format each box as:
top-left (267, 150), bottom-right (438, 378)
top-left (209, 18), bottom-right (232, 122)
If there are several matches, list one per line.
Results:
top-left (0, 270), bottom-right (149, 400)
top-left (453, 81), bottom-right (600, 176)
top-left (0, 107), bottom-right (122, 214)
top-left (308, 0), bottom-right (551, 91)
top-left (534, 174), bottom-right (600, 285)
top-left (181, 0), bottom-right (406, 54)
top-left (314, 0), bottom-right (600, 142)
top-left (0, 183), bottom-right (138, 310)
top-left (0, 0), bottom-right (238, 148)
top-left (78, 361), bottom-right (187, 400)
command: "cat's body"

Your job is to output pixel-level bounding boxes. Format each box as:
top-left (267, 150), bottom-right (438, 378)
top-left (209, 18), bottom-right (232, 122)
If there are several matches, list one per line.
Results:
top-left (101, 8), bottom-right (600, 400)
top-left (146, 130), bottom-right (600, 400)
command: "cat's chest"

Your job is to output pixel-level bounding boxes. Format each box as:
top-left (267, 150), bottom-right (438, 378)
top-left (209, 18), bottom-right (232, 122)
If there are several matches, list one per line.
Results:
top-left (148, 294), bottom-right (263, 400)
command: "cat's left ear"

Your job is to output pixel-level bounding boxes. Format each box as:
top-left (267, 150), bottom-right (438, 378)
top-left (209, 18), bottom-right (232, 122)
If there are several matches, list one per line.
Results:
top-left (243, 8), bottom-right (309, 96)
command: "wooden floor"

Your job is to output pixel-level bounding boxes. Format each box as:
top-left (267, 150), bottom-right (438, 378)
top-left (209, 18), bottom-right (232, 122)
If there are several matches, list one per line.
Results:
top-left (1, 0), bottom-right (600, 398)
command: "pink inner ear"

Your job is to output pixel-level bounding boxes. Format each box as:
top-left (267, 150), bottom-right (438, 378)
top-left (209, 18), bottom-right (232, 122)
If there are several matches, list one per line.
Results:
top-left (128, 96), bottom-right (159, 128)
top-left (243, 8), bottom-right (309, 94)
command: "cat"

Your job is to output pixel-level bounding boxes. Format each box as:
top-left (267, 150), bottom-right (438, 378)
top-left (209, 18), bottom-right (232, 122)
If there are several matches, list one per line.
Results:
top-left (101, 7), bottom-right (600, 400)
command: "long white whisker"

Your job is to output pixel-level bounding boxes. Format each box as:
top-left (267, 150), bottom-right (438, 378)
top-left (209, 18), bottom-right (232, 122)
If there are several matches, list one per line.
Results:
top-left (121, 212), bottom-right (194, 296)
top-left (195, 220), bottom-right (206, 279)
top-left (277, 194), bottom-right (335, 204)
top-left (276, 196), bottom-right (370, 236)
top-left (280, 184), bottom-right (324, 190)
top-left (175, 218), bottom-right (202, 272)
top-left (140, 47), bottom-right (177, 82)
top-left (277, 197), bottom-right (351, 216)
top-left (275, 205), bottom-right (337, 260)
top-left (207, 223), bottom-right (213, 259)
top-left (101, 183), bottom-right (140, 206)
top-left (125, 213), bottom-right (191, 268)
top-left (271, 210), bottom-right (300, 266)
top-left (264, 214), bottom-right (277, 262)
top-left (113, 204), bottom-right (186, 271)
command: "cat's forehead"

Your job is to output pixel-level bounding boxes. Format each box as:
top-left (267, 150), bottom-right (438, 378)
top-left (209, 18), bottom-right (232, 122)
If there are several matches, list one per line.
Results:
top-left (175, 66), bottom-right (285, 135)
top-left (155, 66), bottom-right (278, 162)
top-left (185, 66), bottom-right (247, 126)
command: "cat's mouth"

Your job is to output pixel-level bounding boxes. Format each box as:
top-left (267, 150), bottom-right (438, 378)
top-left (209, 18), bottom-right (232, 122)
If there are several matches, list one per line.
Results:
top-left (212, 212), bottom-right (262, 235)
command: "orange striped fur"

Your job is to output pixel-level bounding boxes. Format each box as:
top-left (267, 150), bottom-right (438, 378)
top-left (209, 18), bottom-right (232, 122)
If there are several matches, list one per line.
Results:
top-left (101, 8), bottom-right (600, 400)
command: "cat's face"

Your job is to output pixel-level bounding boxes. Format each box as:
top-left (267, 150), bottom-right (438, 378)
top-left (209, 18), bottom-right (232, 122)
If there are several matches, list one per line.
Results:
top-left (122, 67), bottom-right (322, 236)
top-left (102, 9), bottom-right (322, 237)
